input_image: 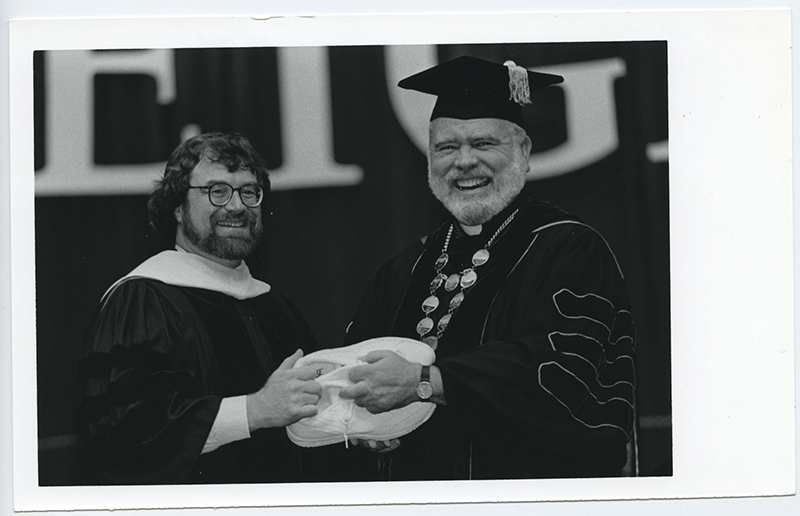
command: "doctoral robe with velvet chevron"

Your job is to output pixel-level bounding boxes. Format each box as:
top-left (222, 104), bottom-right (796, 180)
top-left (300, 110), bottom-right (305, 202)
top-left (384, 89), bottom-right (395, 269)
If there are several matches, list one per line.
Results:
top-left (344, 190), bottom-right (636, 480)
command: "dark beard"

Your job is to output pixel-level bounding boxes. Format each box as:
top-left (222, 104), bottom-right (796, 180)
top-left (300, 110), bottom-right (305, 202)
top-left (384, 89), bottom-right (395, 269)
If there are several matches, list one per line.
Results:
top-left (181, 205), bottom-right (263, 261)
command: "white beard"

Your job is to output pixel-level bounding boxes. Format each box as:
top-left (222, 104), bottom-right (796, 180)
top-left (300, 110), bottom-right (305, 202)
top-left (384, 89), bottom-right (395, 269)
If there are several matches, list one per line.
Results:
top-left (428, 153), bottom-right (528, 226)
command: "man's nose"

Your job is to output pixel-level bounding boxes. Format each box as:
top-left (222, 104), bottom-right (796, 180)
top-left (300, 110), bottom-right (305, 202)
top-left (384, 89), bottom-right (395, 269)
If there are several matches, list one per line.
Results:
top-left (225, 189), bottom-right (246, 211)
top-left (454, 146), bottom-right (479, 169)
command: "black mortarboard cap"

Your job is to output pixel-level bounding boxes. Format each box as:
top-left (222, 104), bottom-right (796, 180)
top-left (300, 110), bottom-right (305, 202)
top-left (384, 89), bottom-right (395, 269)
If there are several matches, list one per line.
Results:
top-left (398, 55), bottom-right (564, 127)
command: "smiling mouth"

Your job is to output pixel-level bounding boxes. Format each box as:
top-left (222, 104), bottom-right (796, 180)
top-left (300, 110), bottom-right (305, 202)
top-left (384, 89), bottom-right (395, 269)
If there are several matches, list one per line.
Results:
top-left (454, 177), bottom-right (492, 191)
top-left (217, 220), bottom-right (248, 228)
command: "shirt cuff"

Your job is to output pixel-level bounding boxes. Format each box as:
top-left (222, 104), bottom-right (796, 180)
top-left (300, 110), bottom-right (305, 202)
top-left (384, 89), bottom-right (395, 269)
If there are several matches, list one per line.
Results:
top-left (202, 395), bottom-right (251, 454)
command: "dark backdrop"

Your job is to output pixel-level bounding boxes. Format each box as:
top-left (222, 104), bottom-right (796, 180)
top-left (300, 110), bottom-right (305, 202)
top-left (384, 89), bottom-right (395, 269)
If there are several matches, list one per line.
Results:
top-left (34, 42), bottom-right (671, 483)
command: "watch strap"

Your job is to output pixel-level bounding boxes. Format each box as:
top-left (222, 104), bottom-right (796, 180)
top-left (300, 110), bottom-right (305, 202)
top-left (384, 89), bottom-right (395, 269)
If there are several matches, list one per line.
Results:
top-left (420, 364), bottom-right (431, 383)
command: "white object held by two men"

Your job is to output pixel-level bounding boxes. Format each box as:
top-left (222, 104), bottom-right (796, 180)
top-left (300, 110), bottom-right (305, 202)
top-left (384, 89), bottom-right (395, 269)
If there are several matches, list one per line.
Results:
top-left (286, 337), bottom-right (436, 448)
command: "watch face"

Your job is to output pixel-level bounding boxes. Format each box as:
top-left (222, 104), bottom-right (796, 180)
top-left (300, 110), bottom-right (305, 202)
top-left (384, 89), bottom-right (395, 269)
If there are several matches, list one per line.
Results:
top-left (416, 381), bottom-right (433, 400)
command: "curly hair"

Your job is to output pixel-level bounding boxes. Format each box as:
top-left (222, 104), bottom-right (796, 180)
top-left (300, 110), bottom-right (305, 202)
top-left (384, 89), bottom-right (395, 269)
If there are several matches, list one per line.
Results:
top-left (148, 132), bottom-right (270, 240)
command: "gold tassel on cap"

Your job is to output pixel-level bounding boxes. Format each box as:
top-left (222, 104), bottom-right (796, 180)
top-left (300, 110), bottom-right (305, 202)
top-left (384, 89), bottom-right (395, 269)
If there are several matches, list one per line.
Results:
top-left (504, 60), bottom-right (531, 105)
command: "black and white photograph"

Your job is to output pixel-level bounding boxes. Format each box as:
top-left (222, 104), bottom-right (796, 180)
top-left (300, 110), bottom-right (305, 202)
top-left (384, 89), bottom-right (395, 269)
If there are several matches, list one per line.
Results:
top-left (33, 41), bottom-right (670, 487)
top-left (4, 9), bottom-right (795, 515)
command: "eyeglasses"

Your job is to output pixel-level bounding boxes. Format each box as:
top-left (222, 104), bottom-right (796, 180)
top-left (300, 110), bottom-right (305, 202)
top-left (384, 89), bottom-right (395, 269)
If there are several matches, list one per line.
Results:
top-left (188, 183), bottom-right (265, 208)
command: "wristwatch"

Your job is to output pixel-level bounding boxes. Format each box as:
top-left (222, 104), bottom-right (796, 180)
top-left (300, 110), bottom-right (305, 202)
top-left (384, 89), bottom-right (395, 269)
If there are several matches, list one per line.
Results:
top-left (416, 365), bottom-right (433, 401)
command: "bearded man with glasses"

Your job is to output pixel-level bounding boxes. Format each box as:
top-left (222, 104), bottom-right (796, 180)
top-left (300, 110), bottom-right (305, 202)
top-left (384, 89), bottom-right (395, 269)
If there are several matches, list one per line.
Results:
top-left (76, 132), bottom-right (322, 485)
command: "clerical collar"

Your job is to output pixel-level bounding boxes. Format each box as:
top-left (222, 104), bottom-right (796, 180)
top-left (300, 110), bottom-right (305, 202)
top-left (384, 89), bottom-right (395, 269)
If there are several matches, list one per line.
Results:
top-left (450, 189), bottom-right (531, 245)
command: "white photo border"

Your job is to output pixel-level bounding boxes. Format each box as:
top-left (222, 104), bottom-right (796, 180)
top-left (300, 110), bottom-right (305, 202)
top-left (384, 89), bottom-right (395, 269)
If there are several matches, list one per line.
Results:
top-left (8, 10), bottom-right (795, 512)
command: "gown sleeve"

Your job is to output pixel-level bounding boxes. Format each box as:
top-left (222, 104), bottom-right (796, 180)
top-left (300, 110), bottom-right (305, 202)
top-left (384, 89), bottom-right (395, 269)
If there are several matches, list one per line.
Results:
top-left (437, 223), bottom-right (636, 463)
top-left (75, 279), bottom-right (222, 484)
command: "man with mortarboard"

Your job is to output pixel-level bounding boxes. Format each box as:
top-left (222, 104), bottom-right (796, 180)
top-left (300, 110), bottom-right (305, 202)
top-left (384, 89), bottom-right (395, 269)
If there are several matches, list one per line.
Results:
top-left (76, 133), bottom-right (322, 484)
top-left (337, 56), bottom-right (637, 480)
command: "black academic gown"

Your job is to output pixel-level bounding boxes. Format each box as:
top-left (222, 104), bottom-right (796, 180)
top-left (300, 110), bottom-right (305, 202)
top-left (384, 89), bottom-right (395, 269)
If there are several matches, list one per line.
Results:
top-left (344, 191), bottom-right (636, 480)
top-left (76, 279), bottom-right (317, 485)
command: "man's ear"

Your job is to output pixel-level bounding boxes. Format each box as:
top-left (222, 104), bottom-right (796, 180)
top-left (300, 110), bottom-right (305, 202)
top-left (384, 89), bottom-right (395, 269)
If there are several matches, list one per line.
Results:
top-left (521, 135), bottom-right (532, 174)
top-left (174, 204), bottom-right (183, 225)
